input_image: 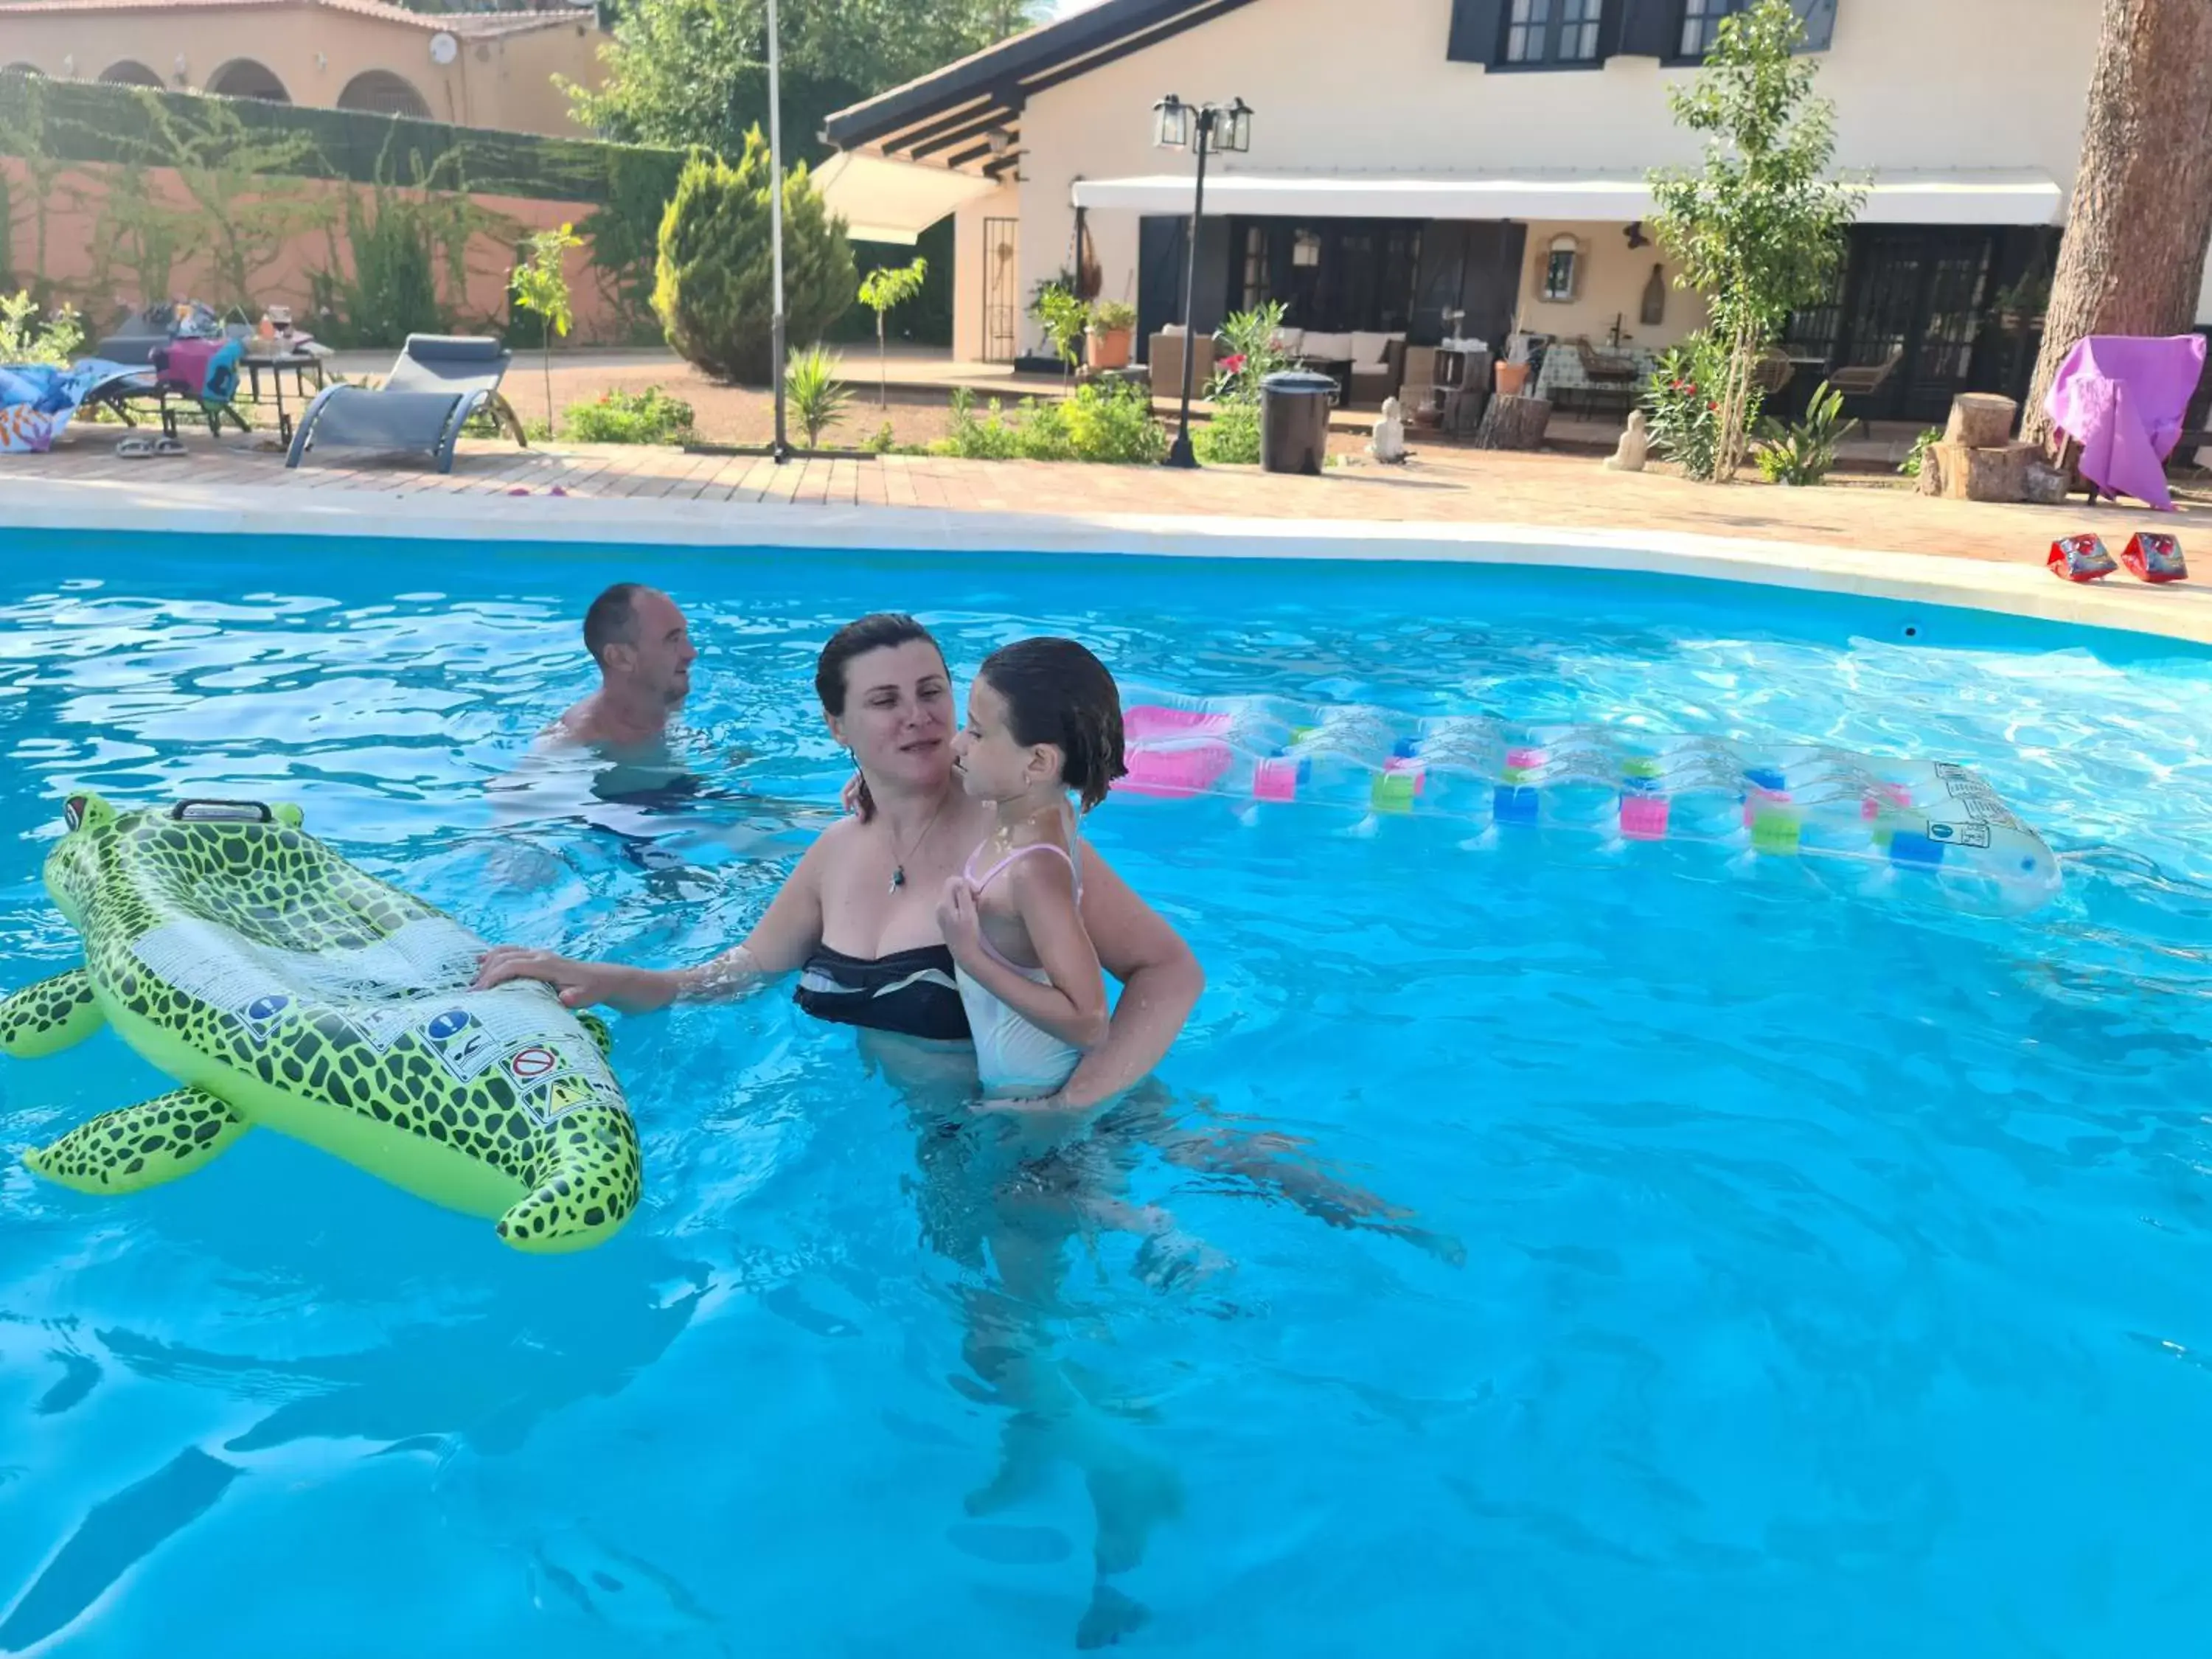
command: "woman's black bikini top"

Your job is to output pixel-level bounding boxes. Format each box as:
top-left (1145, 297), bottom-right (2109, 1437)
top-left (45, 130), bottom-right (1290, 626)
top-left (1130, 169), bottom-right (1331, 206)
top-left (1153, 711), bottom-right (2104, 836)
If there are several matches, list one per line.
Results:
top-left (793, 943), bottom-right (971, 1043)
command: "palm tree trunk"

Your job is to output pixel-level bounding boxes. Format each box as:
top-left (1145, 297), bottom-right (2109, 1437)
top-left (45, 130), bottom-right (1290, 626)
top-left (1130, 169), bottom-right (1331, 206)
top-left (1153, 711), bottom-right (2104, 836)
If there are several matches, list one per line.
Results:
top-left (2022, 0), bottom-right (2212, 446)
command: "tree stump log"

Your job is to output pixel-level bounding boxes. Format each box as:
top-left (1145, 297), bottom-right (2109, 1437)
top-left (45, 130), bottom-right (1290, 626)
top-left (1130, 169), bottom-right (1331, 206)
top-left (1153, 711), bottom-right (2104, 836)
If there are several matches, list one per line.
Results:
top-left (1944, 393), bottom-right (2019, 449)
top-left (1474, 394), bottom-right (1552, 451)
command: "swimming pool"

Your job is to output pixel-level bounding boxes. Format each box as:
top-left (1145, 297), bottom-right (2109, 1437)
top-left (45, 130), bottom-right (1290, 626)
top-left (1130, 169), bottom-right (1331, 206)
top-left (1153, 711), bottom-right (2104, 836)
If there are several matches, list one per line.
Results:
top-left (3, 529), bottom-right (2211, 1656)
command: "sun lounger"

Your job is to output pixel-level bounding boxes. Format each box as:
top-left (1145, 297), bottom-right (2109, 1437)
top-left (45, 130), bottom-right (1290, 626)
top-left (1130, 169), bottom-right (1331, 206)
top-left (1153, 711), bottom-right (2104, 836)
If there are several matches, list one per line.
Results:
top-left (0, 358), bottom-right (158, 453)
top-left (286, 334), bottom-right (529, 473)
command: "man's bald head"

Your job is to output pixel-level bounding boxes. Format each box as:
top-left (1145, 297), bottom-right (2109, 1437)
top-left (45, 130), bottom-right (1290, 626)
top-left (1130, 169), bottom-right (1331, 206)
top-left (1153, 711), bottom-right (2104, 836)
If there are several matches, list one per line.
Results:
top-left (583, 582), bottom-right (695, 712)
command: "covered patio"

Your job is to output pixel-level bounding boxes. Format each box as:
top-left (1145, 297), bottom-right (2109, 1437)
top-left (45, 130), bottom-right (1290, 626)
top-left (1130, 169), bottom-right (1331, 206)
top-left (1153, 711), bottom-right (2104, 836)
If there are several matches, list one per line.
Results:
top-left (1070, 167), bottom-right (2067, 420)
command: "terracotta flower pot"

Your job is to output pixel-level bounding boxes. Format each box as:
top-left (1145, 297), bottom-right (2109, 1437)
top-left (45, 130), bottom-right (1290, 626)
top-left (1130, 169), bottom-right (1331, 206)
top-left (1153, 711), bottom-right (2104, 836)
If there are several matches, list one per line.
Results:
top-left (1088, 326), bottom-right (1133, 372)
top-left (1495, 361), bottom-right (1531, 397)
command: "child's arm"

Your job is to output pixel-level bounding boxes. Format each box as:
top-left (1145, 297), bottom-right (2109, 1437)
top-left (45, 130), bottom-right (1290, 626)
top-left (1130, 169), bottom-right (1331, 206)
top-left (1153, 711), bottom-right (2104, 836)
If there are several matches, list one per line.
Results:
top-left (939, 857), bottom-right (1110, 1049)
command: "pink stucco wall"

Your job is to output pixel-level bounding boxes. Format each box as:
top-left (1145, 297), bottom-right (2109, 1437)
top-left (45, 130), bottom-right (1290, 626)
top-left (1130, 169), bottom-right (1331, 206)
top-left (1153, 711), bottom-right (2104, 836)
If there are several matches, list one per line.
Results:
top-left (2, 155), bottom-right (637, 343)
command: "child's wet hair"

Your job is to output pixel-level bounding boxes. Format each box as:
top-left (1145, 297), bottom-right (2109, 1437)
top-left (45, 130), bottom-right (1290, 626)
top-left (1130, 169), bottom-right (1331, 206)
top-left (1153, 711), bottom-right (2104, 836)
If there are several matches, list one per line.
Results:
top-left (977, 638), bottom-right (1127, 812)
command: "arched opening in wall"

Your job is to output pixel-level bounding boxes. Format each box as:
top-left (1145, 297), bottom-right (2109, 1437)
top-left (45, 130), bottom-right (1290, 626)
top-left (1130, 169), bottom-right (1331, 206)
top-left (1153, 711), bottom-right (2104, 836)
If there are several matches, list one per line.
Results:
top-left (98, 61), bottom-right (164, 88)
top-left (206, 58), bottom-right (291, 102)
top-left (2, 64), bottom-right (44, 78)
top-left (337, 70), bottom-right (431, 119)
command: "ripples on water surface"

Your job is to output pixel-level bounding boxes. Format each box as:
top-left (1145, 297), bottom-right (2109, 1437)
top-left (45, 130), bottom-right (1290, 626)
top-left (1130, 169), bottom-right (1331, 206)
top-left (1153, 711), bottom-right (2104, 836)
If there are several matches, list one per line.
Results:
top-left (2, 533), bottom-right (2211, 1656)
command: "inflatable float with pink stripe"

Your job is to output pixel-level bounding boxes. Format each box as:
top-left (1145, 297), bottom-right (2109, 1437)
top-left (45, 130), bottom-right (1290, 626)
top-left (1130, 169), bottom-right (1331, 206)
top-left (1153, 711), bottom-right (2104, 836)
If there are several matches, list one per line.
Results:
top-left (1113, 693), bottom-right (2060, 913)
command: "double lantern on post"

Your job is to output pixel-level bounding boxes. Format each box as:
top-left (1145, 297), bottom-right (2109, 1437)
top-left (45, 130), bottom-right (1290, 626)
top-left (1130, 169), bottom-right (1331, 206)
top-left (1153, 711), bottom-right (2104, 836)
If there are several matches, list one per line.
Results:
top-left (1150, 94), bottom-right (1253, 469)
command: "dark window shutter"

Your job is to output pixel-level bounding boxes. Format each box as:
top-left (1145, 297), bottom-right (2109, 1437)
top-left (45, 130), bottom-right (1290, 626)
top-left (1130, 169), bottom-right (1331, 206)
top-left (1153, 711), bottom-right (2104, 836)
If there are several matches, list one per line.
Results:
top-left (1596, 0), bottom-right (1630, 58)
top-left (1614, 0), bottom-right (1677, 57)
top-left (1792, 0), bottom-right (1838, 51)
top-left (1447, 0), bottom-right (1509, 64)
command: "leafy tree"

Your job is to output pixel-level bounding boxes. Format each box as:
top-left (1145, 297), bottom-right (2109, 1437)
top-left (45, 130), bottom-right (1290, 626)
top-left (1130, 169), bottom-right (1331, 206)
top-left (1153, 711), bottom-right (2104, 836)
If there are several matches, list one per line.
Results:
top-left (1646, 0), bottom-right (1863, 482)
top-left (512, 223), bottom-right (582, 429)
top-left (567, 0), bottom-right (1043, 160)
top-left (857, 256), bottom-right (927, 406)
top-left (1032, 282), bottom-right (1089, 385)
top-left (2022, 0), bottom-right (2212, 445)
top-left (653, 130), bottom-right (855, 385)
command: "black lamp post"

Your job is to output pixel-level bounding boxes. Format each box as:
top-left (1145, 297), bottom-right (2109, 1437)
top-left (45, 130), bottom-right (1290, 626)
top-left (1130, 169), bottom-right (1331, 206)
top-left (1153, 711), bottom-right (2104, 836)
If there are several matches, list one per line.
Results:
top-left (1152, 94), bottom-right (1251, 469)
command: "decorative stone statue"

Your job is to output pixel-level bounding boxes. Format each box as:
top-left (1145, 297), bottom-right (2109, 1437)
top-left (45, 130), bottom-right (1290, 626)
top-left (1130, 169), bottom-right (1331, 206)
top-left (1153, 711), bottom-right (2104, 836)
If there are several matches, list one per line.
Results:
top-left (1371, 395), bottom-right (1408, 464)
top-left (1605, 408), bottom-right (1650, 472)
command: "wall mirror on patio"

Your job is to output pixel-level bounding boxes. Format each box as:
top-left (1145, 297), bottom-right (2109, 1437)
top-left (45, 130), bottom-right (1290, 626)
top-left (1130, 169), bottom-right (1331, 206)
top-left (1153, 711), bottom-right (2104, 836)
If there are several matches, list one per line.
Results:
top-left (1541, 234), bottom-right (1582, 303)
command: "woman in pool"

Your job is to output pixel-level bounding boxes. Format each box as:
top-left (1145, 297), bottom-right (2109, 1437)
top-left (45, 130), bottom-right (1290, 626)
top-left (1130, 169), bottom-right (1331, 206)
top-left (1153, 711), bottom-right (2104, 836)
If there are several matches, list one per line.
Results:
top-left (473, 611), bottom-right (1196, 1110)
top-left (474, 613), bottom-right (1455, 1644)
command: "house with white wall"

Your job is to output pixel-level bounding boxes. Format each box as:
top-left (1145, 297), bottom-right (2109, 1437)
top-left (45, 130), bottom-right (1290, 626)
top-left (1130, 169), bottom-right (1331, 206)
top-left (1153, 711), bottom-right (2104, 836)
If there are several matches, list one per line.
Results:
top-left (820, 0), bottom-right (2192, 425)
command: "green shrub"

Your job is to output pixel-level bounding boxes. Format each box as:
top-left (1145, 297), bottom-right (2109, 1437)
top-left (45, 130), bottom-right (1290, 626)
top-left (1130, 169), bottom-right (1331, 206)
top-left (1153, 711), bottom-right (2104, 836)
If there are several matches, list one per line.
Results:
top-left (1750, 380), bottom-right (1857, 486)
top-left (329, 187), bottom-right (445, 349)
top-left (785, 344), bottom-right (852, 448)
top-left (653, 130), bottom-right (855, 386)
top-left (0, 290), bottom-right (82, 366)
top-left (934, 383), bottom-right (1161, 465)
top-left (1060, 378), bottom-right (1166, 464)
top-left (1193, 399), bottom-right (1261, 465)
top-left (1899, 425), bottom-right (1941, 479)
top-left (1186, 302), bottom-right (1289, 465)
top-left (936, 389), bottom-right (1034, 459)
top-left (1644, 334), bottom-right (1736, 481)
top-left (563, 385), bottom-right (697, 444)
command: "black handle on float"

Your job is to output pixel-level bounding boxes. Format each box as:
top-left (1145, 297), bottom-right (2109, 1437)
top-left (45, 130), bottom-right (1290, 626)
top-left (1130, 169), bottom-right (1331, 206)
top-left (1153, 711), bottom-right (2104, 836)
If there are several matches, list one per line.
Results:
top-left (167, 799), bottom-right (275, 823)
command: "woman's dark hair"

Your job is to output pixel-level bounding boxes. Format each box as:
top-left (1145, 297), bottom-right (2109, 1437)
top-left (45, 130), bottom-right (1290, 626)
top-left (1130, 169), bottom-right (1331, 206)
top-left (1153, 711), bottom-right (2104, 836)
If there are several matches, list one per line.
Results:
top-left (815, 613), bottom-right (945, 821)
top-left (978, 637), bottom-right (1127, 813)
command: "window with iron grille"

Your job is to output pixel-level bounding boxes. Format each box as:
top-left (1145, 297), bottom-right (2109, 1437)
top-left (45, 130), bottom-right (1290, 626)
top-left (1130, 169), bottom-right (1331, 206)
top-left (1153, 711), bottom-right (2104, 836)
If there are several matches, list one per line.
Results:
top-left (1502, 0), bottom-right (1605, 65)
top-left (1557, 0), bottom-right (1604, 60)
top-left (1678, 0), bottom-right (1747, 58)
top-left (1502, 0), bottom-right (1548, 62)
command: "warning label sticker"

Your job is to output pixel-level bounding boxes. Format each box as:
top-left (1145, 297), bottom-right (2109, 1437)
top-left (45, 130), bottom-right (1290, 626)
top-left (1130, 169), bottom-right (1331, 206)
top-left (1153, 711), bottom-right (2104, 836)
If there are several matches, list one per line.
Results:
top-left (1933, 762), bottom-right (2024, 832)
top-left (125, 918), bottom-right (617, 1107)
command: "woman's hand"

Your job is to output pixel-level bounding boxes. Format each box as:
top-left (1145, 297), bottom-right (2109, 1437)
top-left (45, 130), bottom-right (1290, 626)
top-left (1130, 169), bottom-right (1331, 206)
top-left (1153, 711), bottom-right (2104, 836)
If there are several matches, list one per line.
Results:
top-left (473, 947), bottom-right (674, 1015)
top-left (936, 876), bottom-right (984, 967)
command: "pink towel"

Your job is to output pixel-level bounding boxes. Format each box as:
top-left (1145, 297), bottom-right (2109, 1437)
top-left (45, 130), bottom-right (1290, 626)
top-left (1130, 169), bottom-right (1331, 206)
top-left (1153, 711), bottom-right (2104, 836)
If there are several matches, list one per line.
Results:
top-left (2045, 333), bottom-right (2206, 512)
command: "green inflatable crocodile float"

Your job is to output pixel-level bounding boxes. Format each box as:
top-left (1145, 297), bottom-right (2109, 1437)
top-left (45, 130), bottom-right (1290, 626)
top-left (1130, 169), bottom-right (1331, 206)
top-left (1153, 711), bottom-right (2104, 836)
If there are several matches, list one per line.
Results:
top-left (1, 793), bottom-right (640, 1253)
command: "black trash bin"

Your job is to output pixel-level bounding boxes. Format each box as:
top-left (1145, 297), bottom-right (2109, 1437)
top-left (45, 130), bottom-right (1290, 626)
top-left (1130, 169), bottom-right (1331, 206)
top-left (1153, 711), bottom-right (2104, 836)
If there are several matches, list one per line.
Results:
top-left (1259, 370), bottom-right (1337, 476)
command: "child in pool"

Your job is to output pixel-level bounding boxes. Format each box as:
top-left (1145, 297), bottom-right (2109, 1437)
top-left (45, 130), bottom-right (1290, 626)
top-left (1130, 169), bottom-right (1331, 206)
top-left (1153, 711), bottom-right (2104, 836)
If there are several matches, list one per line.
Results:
top-left (937, 637), bottom-right (1127, 1101)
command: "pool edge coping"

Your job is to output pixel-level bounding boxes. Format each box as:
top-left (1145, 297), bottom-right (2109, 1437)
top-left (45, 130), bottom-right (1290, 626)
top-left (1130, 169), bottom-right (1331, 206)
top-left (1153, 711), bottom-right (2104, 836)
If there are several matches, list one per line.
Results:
top-left (12, 477), bottom-right (2212, 647)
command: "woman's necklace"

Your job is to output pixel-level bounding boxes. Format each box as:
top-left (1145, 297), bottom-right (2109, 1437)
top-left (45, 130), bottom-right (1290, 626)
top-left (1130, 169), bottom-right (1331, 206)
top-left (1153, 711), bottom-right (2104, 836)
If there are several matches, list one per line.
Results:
top-left (887, 793), bottom-right (949, 893)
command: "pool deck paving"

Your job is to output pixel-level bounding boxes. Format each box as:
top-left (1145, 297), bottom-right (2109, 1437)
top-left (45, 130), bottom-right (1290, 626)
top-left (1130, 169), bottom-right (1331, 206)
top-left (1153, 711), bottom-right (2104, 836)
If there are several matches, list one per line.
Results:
top-left (11, 436), bottom-right (2212, 646)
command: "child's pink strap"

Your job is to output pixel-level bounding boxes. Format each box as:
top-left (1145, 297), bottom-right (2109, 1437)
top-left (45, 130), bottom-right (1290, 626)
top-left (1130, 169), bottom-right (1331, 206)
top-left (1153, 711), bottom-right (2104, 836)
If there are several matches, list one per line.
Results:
top-left (964, 841), bottom-right (1078, 895)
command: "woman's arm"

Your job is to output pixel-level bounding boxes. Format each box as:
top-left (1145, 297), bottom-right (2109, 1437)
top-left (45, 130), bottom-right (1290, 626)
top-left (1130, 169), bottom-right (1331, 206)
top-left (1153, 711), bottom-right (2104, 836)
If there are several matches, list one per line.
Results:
top-left (937, 858), bottom-right (1109, 1050)
top-left (474, 834), bottom-right (828, 1014)
top-left (1050, 848), bottom-right (1203, 1110)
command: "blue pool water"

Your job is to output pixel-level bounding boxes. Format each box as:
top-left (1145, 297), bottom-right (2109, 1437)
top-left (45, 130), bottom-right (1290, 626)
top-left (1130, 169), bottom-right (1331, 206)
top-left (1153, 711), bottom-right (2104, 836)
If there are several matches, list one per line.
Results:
top-left (3, 531), bottom-right (2212, 1656)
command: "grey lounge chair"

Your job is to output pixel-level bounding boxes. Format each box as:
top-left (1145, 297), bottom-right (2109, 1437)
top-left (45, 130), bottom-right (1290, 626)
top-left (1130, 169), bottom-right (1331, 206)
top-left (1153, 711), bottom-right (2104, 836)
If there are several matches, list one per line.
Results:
top-left (286, 334), bottom-right (528, 473)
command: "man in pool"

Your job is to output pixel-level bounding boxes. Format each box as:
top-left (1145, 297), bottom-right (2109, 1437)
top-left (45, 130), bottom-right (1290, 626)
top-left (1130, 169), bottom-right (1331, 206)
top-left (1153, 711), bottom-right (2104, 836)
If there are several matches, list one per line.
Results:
top-left (546, 582), bottom-right (698, 752)
top-left (492, 582), bottom-right (736, 883)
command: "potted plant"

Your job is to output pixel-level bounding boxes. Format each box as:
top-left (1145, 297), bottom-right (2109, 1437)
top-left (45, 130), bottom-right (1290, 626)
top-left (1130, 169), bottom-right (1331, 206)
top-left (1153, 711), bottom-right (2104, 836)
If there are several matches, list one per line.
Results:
top-left (1087, 299), bottom-right (1137, 372)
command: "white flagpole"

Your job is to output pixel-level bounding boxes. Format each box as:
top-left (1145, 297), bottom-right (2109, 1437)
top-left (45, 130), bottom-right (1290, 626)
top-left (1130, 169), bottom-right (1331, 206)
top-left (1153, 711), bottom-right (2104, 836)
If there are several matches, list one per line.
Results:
top-left (768, 0), bottom-right (790, 460)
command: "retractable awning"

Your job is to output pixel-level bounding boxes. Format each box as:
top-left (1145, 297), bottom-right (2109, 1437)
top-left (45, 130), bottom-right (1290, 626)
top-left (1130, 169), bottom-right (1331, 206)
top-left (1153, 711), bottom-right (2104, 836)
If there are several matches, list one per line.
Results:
top-left (1068, 170), bottom-right (2065, 227)
top-left (814, 151), bottom-right (1004, 244)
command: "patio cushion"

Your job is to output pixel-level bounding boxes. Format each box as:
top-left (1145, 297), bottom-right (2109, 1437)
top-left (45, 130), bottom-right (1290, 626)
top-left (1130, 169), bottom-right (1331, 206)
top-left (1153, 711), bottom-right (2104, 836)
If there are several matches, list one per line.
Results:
top-left (1271, 327), bottom-right (1305, 355)
top-left (1301, 331), bottom-right (1354, 361)
top-left (1351, 331), bottom-right (1401, 371)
